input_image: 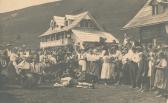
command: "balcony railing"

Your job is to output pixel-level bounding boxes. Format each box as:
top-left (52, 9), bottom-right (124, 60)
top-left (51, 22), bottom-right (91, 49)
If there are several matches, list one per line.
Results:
top-left (40, 39), bottom-right (72, 48)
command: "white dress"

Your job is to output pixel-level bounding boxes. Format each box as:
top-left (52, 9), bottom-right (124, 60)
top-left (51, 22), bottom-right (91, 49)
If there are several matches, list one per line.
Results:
top-left (101, 56), bottom-right (112, 79)
top-left (78, 54), bottom-right (87, 72)
top-left (148, 56), bottom-right (155, 77)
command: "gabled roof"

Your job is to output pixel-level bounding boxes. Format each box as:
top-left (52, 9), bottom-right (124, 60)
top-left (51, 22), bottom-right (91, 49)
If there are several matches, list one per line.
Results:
top-left (39, 11), bottom-right (104, 37)
top-left (53, 16), bottom-right (65, 26)
top-left (65, 13), bottom-right (91, 20)
top-left (123, 0), bottom-right (168, 30)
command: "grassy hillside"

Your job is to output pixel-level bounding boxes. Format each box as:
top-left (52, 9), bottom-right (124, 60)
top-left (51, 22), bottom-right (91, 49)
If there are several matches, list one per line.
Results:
top-left (0, 0), bottom-right (146, 48)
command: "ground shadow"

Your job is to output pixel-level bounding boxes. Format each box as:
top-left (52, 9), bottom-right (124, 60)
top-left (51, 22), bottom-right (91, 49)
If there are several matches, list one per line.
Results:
top-left (0, 92), bottom-right (21, 103)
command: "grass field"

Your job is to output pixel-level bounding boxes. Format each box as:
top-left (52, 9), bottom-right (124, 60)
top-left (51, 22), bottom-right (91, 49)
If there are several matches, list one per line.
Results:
top-left (0, 84), bottom-right (165, 103)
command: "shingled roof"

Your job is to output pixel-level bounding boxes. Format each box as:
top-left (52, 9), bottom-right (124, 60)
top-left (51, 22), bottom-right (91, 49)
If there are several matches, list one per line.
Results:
top-left (122, 0), bottom-right (168, 30)
top-left (72, 29), bottom-right (119, 43)
top-left (39, 11), bottom-right (104, 37)
top-left (53, 16), bottom-right (65, 26)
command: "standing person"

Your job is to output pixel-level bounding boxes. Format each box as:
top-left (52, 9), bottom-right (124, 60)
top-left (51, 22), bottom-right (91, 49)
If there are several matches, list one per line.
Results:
top-left (163, 58), bottom-right (168, 96)
top-left (94, 49), bottom-right (102, 82)
top-left (75, 47), bottom-right (87, 82)
top-left (110, 49), bottom-right (117, 84)
top-left (121, 48), bottom-right (130, 84)
top-left (88, 49), bottom-right (101, 83)
top-left (154, 52), bottom-right (167, 97)
top-left (101, 50), bottom-right (112, 85)
top-left (112, 46), bottom-right (123, 85)
top-left (148, 49), bottom-right (156, 89)
top-left (135, 47), bottom-right (143, 89)
top-left (76, 49), bottom-right (87, 72)
top-left (136, 53), bottom-right (148, 92)
top-left (128, 47), bottom-right (138, 88)
top-left (5, 49), bottom-right (19, 82)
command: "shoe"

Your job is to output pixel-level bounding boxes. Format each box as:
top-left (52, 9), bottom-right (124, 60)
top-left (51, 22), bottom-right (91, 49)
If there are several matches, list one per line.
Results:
top-left (141, 89), bottom-right (144, 93)
top-left (137, 88), bottom-right (142, 92)
top-left (156, 94), bottom-right (162, 98)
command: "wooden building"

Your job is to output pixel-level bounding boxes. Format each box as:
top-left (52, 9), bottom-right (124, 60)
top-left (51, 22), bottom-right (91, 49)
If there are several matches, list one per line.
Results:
top-left (122, 0), bottom-right (168, 45)
top-left (39, 11), bottom-right (118, 49)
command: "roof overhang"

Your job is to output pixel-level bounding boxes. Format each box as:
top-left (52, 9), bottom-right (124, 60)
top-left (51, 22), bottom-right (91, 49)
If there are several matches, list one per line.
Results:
top-left (121, 20), bottom-right (168, 30)
top-left (72, 29), bottom-right (119, 43)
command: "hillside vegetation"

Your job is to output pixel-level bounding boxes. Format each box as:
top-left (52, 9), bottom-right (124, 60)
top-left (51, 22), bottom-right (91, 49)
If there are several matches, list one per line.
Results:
top-left (0, 0), bottom-right (146, 48)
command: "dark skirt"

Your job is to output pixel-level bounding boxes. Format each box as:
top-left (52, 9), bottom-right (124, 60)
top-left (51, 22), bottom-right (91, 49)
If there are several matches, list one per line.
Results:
top-left (154, 69), bottom-right (165, 89)
top-left (89, 61), bottom-right (101, 79)
top-left (128, 61), bottom-right (138, 88)
top-left (122, 62), bottom-right (130, 84)
top-left (163, 69), bottom-right (168, 90)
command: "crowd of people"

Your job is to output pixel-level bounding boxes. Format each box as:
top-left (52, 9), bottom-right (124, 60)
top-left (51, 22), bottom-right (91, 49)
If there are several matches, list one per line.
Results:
top-left (0, 36), bottom-right (168, 97)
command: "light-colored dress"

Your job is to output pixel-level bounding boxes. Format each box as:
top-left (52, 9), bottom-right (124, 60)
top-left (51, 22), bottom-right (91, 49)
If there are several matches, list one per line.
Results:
top-left (78, 54), bottom-right (87, 72)
top-left (154, 58), bottom-right (167, 89)
top-left (148, 56), bottom-right (155, 77)
top-left (101, 56), bottom-right (112, 79)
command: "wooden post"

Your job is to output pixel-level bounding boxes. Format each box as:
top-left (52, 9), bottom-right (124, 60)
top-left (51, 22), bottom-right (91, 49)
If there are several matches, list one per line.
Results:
top-left (139, 28), bottom-right (143, 44)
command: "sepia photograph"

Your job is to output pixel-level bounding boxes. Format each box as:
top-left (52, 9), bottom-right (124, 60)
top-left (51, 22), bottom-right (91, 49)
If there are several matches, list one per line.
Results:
top-left (0, 0), bottom-right (168, 103)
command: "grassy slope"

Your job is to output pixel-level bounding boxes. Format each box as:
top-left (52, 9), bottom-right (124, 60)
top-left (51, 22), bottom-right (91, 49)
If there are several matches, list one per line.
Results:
top-left (0, 0), bottom-right (146, 48)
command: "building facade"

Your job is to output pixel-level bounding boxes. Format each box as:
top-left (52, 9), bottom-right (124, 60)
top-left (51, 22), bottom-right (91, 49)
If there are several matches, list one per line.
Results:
top-left (39, 11), bottom-right (118, 49)
top-left (123, 0), bottom-right (168, 45)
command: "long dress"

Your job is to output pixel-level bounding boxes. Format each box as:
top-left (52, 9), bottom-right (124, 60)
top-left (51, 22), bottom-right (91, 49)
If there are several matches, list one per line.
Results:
top-left (101, 56), bottom-right (112, 79)
top-left (154, 58), bottom-right (167, 89)
top-left (148, 56), bottom-right (156, 87)
top-left (78, 54), bottom-right (87, 72)
top-left (164, 68), bottom-right (168, 90)
top-left (88, 54), bottom-right (101, 80)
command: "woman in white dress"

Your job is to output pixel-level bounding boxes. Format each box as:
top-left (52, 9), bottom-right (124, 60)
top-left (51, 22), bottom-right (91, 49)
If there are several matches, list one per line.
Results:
top-left (154, 52), bottom-right (167, 97)
top-left (148, 50), bottom-right (156, 88)
top-left (74, 46), bottom-right (87, 72)
top-left (101, 50), bottom-right (112, 85)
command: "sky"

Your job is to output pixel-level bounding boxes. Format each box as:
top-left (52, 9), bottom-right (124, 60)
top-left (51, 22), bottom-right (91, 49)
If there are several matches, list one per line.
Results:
top-left (0, 0), bottom-right (61, 13)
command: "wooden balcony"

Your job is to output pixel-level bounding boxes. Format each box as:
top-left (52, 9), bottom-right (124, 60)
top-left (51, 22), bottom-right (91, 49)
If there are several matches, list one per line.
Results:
top-left (40, 39), bottom-right (72, 48)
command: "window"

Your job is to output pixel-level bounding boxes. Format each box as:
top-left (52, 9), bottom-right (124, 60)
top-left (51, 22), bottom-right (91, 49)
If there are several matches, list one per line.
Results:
top-left (50, 19), bottom-right (56, 29)
top-left (56, 25), bottom-right (59, 28)
top-left (57, 34), bottom-right (60, 40)
top-left (54, 34), bottom-right (57, 40)
top-left (80, 19), bottom-right (89, 27)
top-left (152, 5), bottom-right (159, 15)
top-left (80, 19), bottom-right (95, 28)
top-left (65, 20), bottom-right (68, 26)
top-left (61, 26), bottom-right (64, 29)
top-left (51, 35), bottom-right (55, 41)
top-left (88, 20), bottom-right (95, 28)
top-left (64, 34), bottom-right (67, 38)
top-left (80, 20), bottom-right (85, 27)
top-left (43, 37), bottom-right (47, 42)
top-left (69, 19), bottom-right (74, 25)
top-left (151, 0), bottom-right (168, 15)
